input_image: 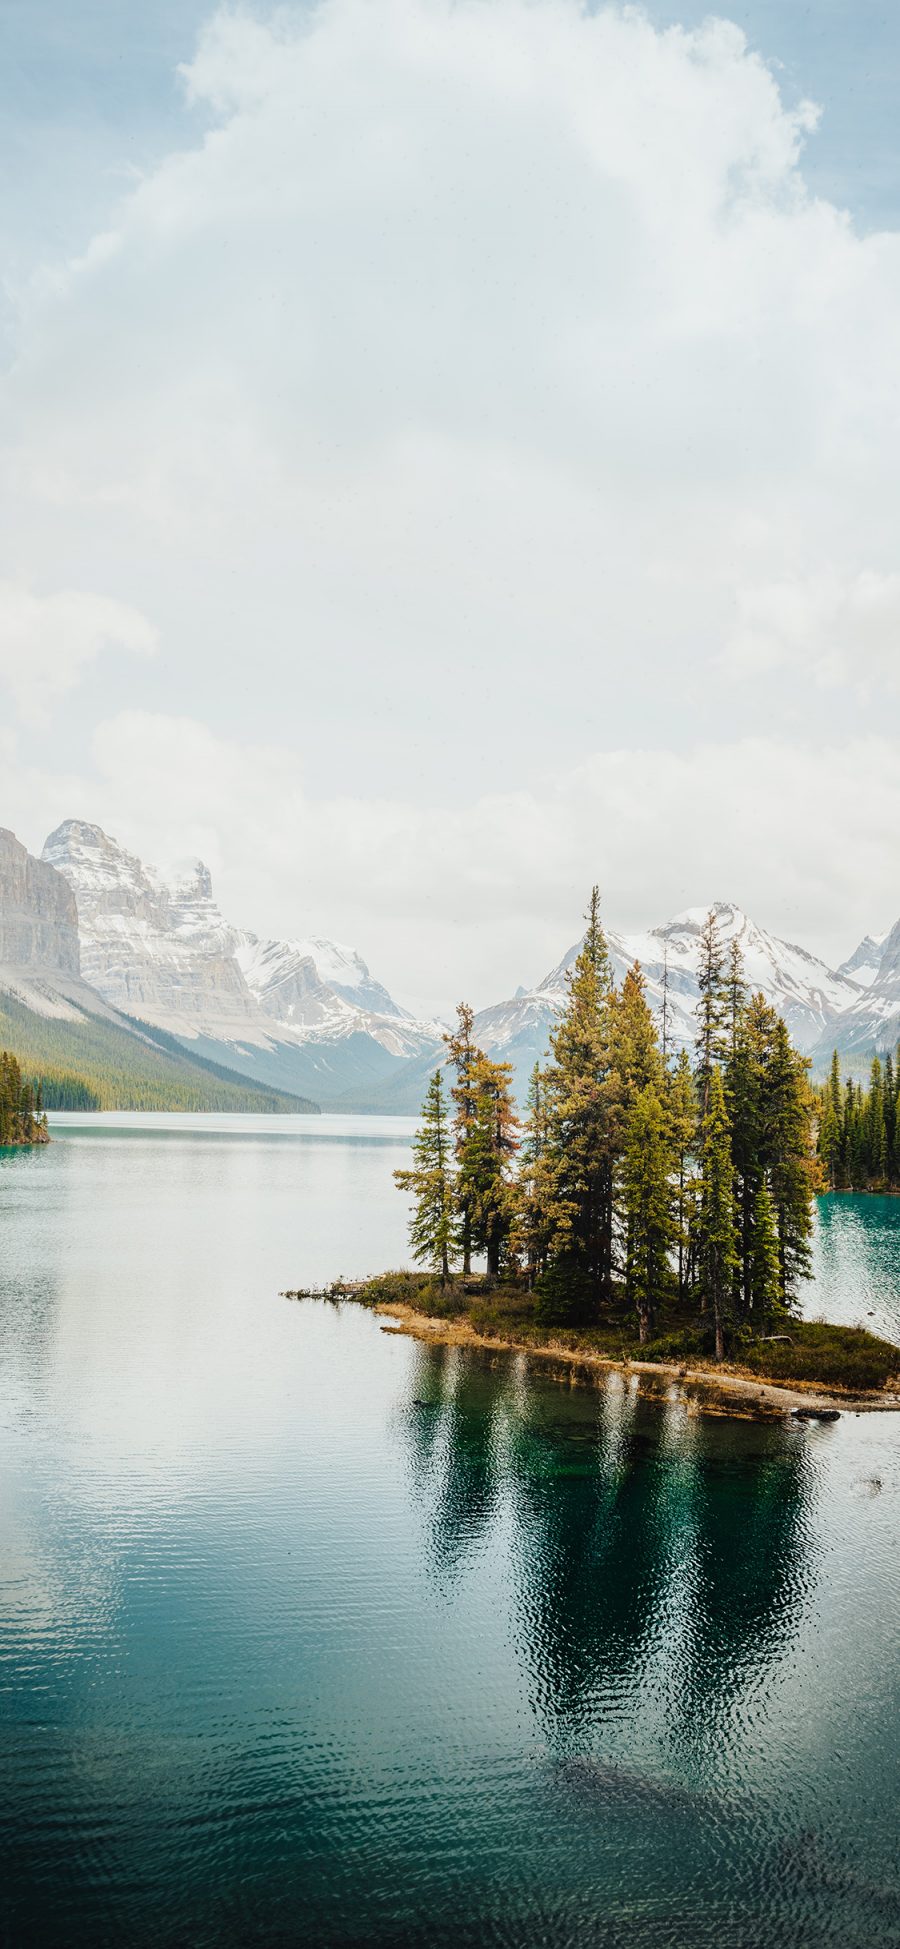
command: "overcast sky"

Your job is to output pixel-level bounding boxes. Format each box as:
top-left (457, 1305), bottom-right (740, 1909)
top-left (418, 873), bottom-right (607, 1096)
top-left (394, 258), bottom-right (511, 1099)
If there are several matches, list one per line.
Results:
top-left (2, 0), bottom-right (900, 1014)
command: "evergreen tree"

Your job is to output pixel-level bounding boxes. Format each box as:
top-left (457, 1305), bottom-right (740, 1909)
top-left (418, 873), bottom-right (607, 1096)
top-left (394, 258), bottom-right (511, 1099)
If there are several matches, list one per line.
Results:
top-left (817, 1051), bottom-right (842, 1190)
top-left (748, 1176), bottom-right (781, 1323)
top-left (868, 1057), bottom-right (888, 1184)
top-left (725, 978), bottom-right (762, 1321)
top-left (695, 908), bottom-right (729, 1114)
top-left (537, 888), bottom-right (617, 1317)
top-left (667, 1047), bottom-right (696, 1302)
top-left (766, 1018), bottom-right (814, 1306)
top-left (515, 1064), bottom-right (553, 1287)
top-left (622, 1083), bottom-right (674, 1342)
top-left (885, 1052), bottom-right (896, 1177)
top-left (697, 1067), bottom-right (738, 1362)
top-left (394, 1070), bottom-right (455, 1285)
top-left (459, 1055), bottom-right (520, 1280)
top-left (614, 962), bottom-right (664, 1098)
top-left (0, 1050), bottom-right (48, 1146)
top-left (444, 1002), bottom-right (480, 1274)
top-left (725, 936), bottom-right (748, 1058)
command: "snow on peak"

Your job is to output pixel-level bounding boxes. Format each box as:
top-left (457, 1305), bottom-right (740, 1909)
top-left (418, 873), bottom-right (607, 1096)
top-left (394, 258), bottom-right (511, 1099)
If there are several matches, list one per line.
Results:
top-left (39, 817), bottom-right (434, 1066)
top-left (488, 898), bottom-right (864, 1072)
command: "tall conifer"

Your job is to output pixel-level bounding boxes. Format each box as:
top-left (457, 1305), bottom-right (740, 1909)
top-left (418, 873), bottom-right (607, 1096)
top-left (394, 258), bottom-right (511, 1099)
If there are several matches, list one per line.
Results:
top-left (697, 1067), bottom-right (738, 1362)
top-left (394, 1070), bottom-right (455, 1285)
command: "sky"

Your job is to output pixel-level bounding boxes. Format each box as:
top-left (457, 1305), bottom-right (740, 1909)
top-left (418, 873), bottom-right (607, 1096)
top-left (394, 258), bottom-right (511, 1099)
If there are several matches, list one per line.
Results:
top-left (2, 0), bottom-right (900, 1015)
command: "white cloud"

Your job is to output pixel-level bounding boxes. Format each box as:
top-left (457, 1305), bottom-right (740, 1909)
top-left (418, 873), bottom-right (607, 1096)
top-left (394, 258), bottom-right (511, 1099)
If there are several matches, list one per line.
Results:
top-left (8, 709), bottom-right (892, 1013)
top-left (3, 0), bottom-right (900, 995)
top-left (0, 582), bottom-right (156, 723)
top-left (724, 569), bottom-right (900, 690)
top-left (3, 0), bottom-right (900, 784)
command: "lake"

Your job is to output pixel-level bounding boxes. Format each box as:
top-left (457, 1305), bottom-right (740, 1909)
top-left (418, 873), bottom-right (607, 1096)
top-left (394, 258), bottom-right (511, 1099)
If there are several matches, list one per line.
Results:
top-left (1, 1113), bottom-right (900, 1947)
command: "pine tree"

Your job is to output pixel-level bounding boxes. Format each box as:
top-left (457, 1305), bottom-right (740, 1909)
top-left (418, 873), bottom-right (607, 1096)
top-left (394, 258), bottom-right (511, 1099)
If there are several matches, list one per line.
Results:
top-left (817, 1051), bottom-right (843, 1190)
top-left (667, 1047), bottom-right (696, 1302)
top-left (697, 1067), bottom-right (738, 1362)
top-left (885, 1052), bottom-right (896, 1180)
top-left (614, 962), bottom-right (665, 1099)
top-left (748, 1176), bottom-right (781, 1323)
top-left (444, 1002), bottom-right (480, 1275)
top-left (868, 1057), bottom-right (888, 1185)
top-left (725, 980), bottom-right (762, 1321)
top-left (515, 1064), bottom-right (553, 1287)
top-left (622, 1083), bottom-right (674, 1342)
top-left (394, 1070), bottom-right (455, 1285)
top-left (725, 936), bottom-right (748, 1058)
top-left (766, 1018), bottom-right (814, 1307)
top-left (459, 1055), bottom-right (520, 1281)
top-left (537, 887), bottom-right (617, 1319)
top-left (695, 908), bottom-right (729, 1114)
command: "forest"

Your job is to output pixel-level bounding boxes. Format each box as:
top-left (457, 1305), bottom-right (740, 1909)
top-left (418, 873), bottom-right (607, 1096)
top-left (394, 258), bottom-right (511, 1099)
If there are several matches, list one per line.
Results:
top-left (394, 892), bottom-right (818, 1364)
top-left (0, 1050), bottom-right (49, 1147)
top-left (816, 1052), bottom-right (900, 1190)
top-left (0, 992), bottom-right (317, 1115)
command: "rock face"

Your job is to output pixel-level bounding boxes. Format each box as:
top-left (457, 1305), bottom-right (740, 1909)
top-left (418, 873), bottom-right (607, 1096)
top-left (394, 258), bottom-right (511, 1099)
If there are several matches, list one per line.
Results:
top-left (825, 917), bottom-right (900, 1061)
top-left (837, 932), bottom-right (889, 989)
top-left (39, 820), bottom-right (442, 1098)
top-left (42, 820), bottom-right (259, 1032)
top-left (0, 828), bottom-right (80, 976)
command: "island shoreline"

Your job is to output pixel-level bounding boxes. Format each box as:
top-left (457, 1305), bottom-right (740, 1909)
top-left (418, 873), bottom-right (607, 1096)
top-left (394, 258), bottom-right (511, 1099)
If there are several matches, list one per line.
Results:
top-left (372, 1300), bottom-right (900, 1418)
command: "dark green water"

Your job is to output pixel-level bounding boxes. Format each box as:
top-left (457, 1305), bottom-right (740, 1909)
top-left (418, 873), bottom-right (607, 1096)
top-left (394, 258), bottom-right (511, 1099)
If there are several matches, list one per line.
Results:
top-left (1, 1117), bottom-right (900, 1948)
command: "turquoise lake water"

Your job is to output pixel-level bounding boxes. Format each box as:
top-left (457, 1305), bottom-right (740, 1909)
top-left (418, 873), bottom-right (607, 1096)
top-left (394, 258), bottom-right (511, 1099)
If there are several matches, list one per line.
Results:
top-left (1, 1114), bottom-right (900, 1947)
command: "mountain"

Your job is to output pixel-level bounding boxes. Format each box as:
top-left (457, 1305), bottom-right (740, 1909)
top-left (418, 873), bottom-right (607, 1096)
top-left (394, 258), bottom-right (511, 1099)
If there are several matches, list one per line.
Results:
top-left (41, 820), bottom-right (443, 1108)
top-left (468, 901), bottom-right (863, 1103)
top-left (837, 931), bottom-right (890, 988)
top-left (820, 919), bottom-right (900, 1065)
top-left (0, 826), bottom-right (80, 975)
top-left (0, 827), bottom-right (317, 1112)
top-left (17, 815), bottom-right (895, 1110)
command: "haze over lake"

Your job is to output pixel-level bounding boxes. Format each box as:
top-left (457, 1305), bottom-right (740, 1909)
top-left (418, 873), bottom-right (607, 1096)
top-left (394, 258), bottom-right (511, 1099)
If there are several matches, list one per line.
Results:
top-left (2, 1114), bottom-right (899, 1947)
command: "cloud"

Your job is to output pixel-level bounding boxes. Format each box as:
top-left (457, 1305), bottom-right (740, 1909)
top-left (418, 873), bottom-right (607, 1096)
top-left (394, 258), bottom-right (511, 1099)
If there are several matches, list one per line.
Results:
top-left (724, 570), bottom-right (900, 690)
top-left (0, 582), bottom-right (156, 723)
top-left (3, 0), bottom-right (900, 779)
top-left (15, 709), bottom-right (890, 1013)
top-left (3, 0), bottom-right (900, 1003)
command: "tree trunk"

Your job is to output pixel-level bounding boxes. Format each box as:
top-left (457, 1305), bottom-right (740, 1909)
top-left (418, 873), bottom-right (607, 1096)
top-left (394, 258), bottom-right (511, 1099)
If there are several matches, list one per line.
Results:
top-left (714, 1294), bottom-right (725, 1363)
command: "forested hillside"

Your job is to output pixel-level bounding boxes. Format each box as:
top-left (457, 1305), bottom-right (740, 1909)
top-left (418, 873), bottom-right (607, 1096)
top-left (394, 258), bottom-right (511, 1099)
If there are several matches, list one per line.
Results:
top-left (0, 1049), bottom-right (48, 1145)
top-left (0, 992), bottom-right (318, 1114)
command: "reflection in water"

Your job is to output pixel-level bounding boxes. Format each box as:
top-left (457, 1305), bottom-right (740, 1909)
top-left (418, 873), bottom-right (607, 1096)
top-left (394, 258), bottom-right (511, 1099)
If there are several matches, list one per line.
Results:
top-left (397, 1342), bottom-right (900, 1947)
top-left (405, 1343), bottom-right (813, 1761)
top-left (3, 1129), bottom-right (900, 1948)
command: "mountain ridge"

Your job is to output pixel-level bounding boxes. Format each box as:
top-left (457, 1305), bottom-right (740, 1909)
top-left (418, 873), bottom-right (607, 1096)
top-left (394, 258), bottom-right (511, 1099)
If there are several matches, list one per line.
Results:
top-left (5, 814), bottom-right (899, 1110)
top-left (40, 819), bottom-right (444, 1107)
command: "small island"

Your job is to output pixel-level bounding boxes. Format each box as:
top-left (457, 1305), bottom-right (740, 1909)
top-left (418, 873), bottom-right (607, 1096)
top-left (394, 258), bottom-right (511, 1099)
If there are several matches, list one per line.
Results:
top-left (0, 1049), bottom-right (49, 1148)
top-left (291, 895), bottom-right (900, 1418)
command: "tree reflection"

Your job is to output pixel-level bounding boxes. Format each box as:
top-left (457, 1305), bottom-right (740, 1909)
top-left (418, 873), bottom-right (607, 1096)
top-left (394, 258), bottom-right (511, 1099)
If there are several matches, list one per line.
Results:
top-left (401, 1345), bottom-right (813, 1752)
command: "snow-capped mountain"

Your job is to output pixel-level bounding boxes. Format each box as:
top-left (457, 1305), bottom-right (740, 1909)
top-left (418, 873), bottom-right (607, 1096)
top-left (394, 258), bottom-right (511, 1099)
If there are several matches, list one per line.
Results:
top-left (41, 820), bottom-right (442, 1104)
top-left (824, 919), bottom-right (900, 1062)
top-left (24, 819), bottom-right (900, 1109)
top-left (474, 900), bottom-right (864, 1101)
top-left (42, 820), bottom-right (257, 1033)
top-left (234, 935), bottom-right (407, 1032)
top-left (837, 930), bottom-right (890, 990)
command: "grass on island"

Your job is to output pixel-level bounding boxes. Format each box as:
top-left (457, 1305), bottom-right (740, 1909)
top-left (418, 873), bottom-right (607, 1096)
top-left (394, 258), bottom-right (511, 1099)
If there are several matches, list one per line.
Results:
top-left (346, 1272), bottom-right (900, 1395)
